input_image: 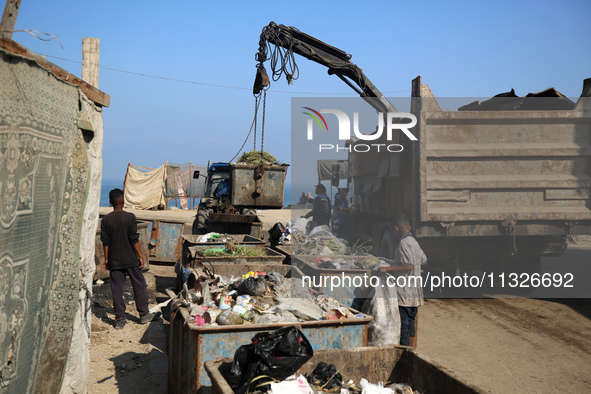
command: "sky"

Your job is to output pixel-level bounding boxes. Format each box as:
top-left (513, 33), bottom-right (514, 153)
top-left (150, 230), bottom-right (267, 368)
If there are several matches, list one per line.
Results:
top-left (10, 0), bottom-right (591, 183)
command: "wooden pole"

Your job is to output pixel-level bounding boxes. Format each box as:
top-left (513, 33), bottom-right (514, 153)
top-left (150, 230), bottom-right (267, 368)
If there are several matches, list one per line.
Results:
top-left (82, 37), bottom-right (99, 88)
top-left (0, 0), bottom-right (21, 39)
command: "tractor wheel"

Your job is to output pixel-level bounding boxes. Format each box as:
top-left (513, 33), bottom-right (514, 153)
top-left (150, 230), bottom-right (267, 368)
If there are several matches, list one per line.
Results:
top-left (241, 208), bottom-right (257, 216)
top-left (192, 205), bottom-right (211, 234)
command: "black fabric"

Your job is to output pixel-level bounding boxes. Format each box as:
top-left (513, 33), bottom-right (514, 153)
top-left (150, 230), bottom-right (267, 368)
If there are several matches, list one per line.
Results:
top-left (101, 210), bottom-right (140, 269)
top-left (311, 195), bottom-right (331, 226)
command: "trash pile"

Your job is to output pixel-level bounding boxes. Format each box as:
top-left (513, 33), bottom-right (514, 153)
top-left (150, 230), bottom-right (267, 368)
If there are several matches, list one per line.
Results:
top-left (173, 265), bottom-right (365, 327)
top-left (223, 326), bottom-right (418, 394)
top-left (237, 150), bottom-right (278, 164)
top-left (196, 232), bottom-right (240, 243)
top-left (314, 255), bottom-right (389, 271)
top-left (271, 218), bottom-right (365, 256)
top-left (190, 243), bottom-right (267, 258)
top-left (270, 372), bottom-right (419, 394)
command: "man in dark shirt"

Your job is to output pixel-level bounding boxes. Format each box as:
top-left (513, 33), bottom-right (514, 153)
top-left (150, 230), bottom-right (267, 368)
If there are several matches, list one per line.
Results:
top-left (101, 189), bottom-right (156, 329)
top-left (304, 184), bottom-right (331, 227)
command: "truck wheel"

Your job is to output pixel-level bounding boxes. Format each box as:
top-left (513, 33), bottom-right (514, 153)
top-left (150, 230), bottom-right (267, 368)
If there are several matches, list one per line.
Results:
top-left (380, 231), bottom-right (396, 260)
top-left (192, 206), bottom-right (211, 234)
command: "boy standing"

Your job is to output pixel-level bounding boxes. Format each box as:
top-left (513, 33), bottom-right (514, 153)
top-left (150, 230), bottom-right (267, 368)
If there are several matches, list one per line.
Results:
top-left (379, 216), bottom-right (427, 346)
top-left (101, 189), bottom-right (156, 329)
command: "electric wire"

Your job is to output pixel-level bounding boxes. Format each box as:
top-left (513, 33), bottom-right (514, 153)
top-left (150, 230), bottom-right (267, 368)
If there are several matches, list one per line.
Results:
top-left (38, 54), bottom-right (409, 95)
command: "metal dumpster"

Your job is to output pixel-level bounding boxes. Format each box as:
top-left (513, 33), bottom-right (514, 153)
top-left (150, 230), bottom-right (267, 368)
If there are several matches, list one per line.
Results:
top-left (206, 213), bottom-right (263, 239)
top-left (181, 234), bottom-right (266, 266)
top-left (186, 246), bottom-right (285, 267)
top-left (271, 244), bottom-right (293, 265)
top-left (168, 265), bottom-right (371, 393)
top-left (228, 163), bottom-right (288, 208)
top-left (147, 219), bottom-right (187, 263)
top-left (94, 220), bottom-right (150, 280)
top-left (292, 254), bottom-right (391, 307)
top-left (205, 345), bottom-right (486, 394)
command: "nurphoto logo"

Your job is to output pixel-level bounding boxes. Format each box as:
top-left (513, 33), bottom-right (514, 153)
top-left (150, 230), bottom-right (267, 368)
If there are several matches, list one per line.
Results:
top-left (302, 107), bottom-right (418, 153)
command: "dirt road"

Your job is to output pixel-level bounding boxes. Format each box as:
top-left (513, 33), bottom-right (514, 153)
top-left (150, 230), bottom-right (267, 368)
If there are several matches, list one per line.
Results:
top-left (88, 209), bottom-right (591, 393)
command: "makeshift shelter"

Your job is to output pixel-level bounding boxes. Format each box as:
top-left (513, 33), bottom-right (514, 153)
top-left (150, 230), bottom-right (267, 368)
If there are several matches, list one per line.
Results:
top-left (123, 162), bottom-right (207, 210)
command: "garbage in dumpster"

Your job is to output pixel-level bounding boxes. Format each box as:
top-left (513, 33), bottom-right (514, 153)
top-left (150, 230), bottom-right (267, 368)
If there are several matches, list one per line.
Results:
top-left (305, 361), bottom-right (342, 390)
top-left (237, 276), bottom-right (268, 296)
top-left (172, 265), bottom-right (367, 328)
top-left (225, 326), bottom-right (314, 394)
top-left (268, 374), bottom-right (313, 394)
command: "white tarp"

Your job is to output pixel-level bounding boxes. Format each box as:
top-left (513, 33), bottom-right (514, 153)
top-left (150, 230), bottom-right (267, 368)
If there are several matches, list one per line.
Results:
top-left (316, 159), bottom-right (348, 181)
top-left (124, 164), bottom-right (167, 210)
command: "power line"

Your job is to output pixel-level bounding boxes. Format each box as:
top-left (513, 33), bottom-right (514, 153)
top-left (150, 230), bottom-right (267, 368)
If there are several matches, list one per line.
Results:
top-left (40, 53), bottom-right (410, 95)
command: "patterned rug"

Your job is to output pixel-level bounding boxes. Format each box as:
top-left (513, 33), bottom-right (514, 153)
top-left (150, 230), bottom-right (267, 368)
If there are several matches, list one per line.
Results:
top-left (0, 48), bottom-right (89, 392)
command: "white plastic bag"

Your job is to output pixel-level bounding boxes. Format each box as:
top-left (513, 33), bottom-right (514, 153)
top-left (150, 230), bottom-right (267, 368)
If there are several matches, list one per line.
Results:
top-left (361, 273), bottom-right (400, 346)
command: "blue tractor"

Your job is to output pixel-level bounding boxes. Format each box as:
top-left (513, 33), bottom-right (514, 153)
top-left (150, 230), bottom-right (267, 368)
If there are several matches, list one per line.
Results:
top-left (192, 162), bottom-right (288, 236)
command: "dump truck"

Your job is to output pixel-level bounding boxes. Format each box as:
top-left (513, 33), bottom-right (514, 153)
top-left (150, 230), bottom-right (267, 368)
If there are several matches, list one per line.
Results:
top-left (350, 77), bottom-right (591, 276)
top-left (255, 21), bottom-right (591, 278)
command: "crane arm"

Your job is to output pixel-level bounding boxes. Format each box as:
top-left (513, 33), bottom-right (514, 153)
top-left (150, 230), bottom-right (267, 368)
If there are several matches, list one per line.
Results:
top-left (254, 22), bottom-right (397, 114)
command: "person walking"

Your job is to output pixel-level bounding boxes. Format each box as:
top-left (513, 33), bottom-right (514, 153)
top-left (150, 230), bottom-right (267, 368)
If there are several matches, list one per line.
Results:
top-left (101, 188), bottom-right (156, 329)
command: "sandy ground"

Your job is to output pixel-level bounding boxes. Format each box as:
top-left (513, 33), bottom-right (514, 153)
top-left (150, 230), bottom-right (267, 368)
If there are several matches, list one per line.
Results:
top-left (88, 209), bottom-right (591, 393)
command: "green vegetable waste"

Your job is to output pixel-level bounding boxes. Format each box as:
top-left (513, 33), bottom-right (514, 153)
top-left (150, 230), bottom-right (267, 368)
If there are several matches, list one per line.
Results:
top-left (237, 150), bottom-right (277, 165)
top-left (200, 243), bottom-right (267, 257)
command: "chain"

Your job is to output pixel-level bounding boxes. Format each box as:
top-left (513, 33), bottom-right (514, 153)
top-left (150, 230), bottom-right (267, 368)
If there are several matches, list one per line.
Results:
top-left (253, 95), bottom-right (258, 151)
top-left (260, 91), bottom-right (267, 156)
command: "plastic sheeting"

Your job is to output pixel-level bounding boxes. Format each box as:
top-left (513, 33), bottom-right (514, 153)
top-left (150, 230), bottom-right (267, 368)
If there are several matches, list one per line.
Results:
top-left (124, 164), bottom-right (167, 210)
top-left (166, 162), bottom-right (207, 202)
top-left (317, 159), bottom-right (348, 181)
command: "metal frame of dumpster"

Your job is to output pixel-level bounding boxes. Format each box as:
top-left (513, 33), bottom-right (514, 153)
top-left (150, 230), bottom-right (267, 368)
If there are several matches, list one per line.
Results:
top-left (181, 234), bottom-right (266, 267)
top-left (205, 345), bottom-right (486, 394)
top-left (292, 254), bottom-right (395, 307)
top-left (168, 265), bottom-right (372, 393)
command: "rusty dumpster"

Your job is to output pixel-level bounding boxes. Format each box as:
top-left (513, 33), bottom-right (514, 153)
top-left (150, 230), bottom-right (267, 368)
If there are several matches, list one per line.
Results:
top-left (292, 254), bottom-right (394, 307)
top-left (185, 246), bottom-right (285, 267)
top-left (168, 265), bottom-right (371, 393)
top-left (228, 163), bottom-right (288, 209)
top-left (205, 345), bottom-right (486, 394)
top-left (181, 234), bottom-right (266, 266)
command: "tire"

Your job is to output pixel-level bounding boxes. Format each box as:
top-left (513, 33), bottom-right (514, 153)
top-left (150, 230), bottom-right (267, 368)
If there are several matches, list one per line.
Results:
top-left (192, 205), bottom-right (211, 235)
top-left (380, 231), bottom-right (396, 260)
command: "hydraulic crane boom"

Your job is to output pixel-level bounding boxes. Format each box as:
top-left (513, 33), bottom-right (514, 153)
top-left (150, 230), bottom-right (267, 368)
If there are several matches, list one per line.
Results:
top-left (254, 21), bottom-right (397, 114)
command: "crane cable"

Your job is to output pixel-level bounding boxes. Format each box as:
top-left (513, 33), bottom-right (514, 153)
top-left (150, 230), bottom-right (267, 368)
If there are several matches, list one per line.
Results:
top-left (229, 95), bottom-right (261, 162)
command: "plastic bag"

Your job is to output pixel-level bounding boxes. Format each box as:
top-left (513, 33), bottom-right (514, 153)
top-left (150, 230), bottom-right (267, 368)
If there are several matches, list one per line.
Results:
top-left (361, 273), bottom-right (400, 346)
top-left (305, 361), bottom-right (342, 390)
top-left (269, 222), bottom-right (286, 245)
top-left (237, 276), bottom-right (268, 296)
top-left (225, 326), bottom-right (314, 394)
